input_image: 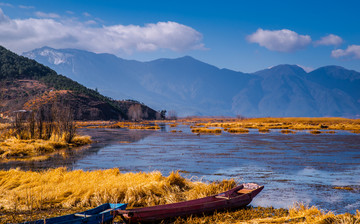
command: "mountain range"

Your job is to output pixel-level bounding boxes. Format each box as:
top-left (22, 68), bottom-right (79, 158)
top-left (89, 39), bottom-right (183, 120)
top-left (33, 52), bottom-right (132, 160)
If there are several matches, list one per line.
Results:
top-left (23, 47), bottom-right (360, 118)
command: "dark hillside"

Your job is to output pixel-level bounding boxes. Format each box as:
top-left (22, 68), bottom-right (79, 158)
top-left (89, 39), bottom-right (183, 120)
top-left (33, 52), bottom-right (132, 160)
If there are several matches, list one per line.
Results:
top-left (0, 46), bottom-right (158, 120)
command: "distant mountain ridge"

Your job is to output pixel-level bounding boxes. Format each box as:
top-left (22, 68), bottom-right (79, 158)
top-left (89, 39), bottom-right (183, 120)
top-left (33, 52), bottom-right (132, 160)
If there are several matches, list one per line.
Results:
top-left (23, 47), bottom-right (360, 118)
top-left (0, 46), bottom-right (158, 120)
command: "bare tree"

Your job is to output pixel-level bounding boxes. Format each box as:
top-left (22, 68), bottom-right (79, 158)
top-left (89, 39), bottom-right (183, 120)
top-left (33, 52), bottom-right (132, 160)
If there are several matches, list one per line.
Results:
top-left (12, 111), bottom-right (26, 139)
top-left (128, 104), bottom-right (143, 121)
top-left (7, 102), bottom-right (76, 143)
top-left (28, 111), bottom-right (35, 139)
top-left (167, 110), bottom-right (178, 120)
top-left (58, 105), bottom-right (76, 143)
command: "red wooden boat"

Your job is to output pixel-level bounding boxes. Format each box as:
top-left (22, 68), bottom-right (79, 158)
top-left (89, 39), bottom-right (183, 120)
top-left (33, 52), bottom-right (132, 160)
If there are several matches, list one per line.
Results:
top-left (116, 183), bottom-right (264, 223)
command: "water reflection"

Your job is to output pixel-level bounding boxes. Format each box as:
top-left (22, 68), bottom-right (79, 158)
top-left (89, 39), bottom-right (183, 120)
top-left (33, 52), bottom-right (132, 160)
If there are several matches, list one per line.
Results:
top-left (0, 128), bottom-right (154, 171)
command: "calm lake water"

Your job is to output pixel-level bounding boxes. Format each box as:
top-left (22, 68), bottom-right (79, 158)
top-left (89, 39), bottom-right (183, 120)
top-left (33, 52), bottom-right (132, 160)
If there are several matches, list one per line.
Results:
top-left (2, 125), bottom-right (360, 214)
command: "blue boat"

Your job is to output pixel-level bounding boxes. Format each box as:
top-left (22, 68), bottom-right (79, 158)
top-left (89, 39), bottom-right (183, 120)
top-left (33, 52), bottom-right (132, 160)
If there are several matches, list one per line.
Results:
top-left (22, 203), bottom-right (127, 224)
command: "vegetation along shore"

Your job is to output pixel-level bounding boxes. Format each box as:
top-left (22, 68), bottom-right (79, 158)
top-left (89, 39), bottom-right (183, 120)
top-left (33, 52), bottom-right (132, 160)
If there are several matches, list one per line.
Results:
top-left (0, 168), bottom-right (359, 223)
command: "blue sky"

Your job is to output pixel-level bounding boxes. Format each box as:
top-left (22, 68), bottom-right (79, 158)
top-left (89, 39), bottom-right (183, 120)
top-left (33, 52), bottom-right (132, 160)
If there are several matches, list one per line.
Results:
top-left (0, 0), bottom-right (359, 73)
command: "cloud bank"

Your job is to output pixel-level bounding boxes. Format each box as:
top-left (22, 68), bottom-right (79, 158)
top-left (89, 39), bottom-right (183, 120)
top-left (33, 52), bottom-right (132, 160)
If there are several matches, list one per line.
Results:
top-left (315, 34), bottom-right (343, 46)
top-left (247, 28), bottom-right (311, 52)
top-left (0, 8), bottom-right (205, 54)
top-left (35, 11), bottom-right (60, 18)
top-left (331, 45), bottom-right (360, 59)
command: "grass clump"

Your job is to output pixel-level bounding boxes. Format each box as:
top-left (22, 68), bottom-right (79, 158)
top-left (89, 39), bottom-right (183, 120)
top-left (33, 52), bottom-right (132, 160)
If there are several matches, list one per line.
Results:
top-left (191, 128), bottom-right (222, 134)
top-left (227, 128), bottom-right (249, 134)
top-left (225, 203), bottom-right (359, 224)
top-left (169, 204), bottom-right (360, 224)
top-left (0, 168), bottom-right (235, 211)
top-left (70, 135), bottom-right (92, 146)
top-left (106, 121), bottom-right (160, 130)
top-left (169, 123), bottom-right (178, 128)
top-left (281, 130), bottom-right (296, 134)
top-left (0, 169), bottom-right (237, 223)
top-left (0, 135), bottom-right (91, 161)
top-left (310, 130), bottom-right (322, 135)
top-left (258, 128), bottom-right (270, 133)
top-left (333, 186), bottom-right (354, 191)
top-left (176, 117), bottom-right (360, 133)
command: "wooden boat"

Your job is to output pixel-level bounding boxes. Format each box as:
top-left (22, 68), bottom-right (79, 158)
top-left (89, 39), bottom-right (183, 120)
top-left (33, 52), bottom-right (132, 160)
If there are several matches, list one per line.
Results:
top-left (116, 183), bottom-right (263, 223)
top-left (23, 203), bottom-right (127, 224)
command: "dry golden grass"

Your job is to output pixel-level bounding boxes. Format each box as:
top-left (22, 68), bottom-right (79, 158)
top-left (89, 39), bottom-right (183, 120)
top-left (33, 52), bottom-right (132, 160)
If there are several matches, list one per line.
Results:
top-left (103, 121), bottom-right (161, 130)
top-left (76, 121), bottom-right (114, 128)
top-left (0, 168), bottom-right (235, 212)
top-left (70, 117), bottom-right (360, 135)
top-left (310, 130), bottom-right (322, 135)
top-left (227, 128), bottom-right (249, 134)
top-left (1, 169), bottom-right (359, 223)
top-left (175, 117), bottom-right (360, 133)
top-left (333, 186), bottom-right (354, 191)
top-left (258, 128), bottom-right (270, 133)
top-left (325, 131), bottom-right (336, 134)
top-left (191, 127), bottom-right (222, 134)
top-left (182, 204), bottom-right (359, 224)
top-left (169, 123), bottom-right (179, 127)
top-left (281, 130), bottom-right (296, 134)
top-left (0, 135), bottom-right (91, 161)
top-left (0, 123), bottom-right (10, 130)
top-left (71, 135), bottom-right (93, 146)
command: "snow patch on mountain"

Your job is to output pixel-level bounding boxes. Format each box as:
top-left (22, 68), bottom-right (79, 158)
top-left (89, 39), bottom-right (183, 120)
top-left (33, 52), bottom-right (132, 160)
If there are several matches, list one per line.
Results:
top-left (24, 47), bottom-right (73, 65)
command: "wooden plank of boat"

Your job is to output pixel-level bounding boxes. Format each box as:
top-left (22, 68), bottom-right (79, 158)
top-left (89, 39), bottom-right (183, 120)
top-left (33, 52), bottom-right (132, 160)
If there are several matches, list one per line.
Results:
top-left (22, 203), bottom-right (127, 224)
top-left (117, 183), bottom-right (264, 223)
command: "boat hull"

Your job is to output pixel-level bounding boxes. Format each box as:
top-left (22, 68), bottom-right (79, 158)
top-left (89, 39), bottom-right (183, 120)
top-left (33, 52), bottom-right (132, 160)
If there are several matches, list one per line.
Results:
top-left (118, 183), bottom-right (263, 223)
top-left (24, 203), bottom-right (127, 224)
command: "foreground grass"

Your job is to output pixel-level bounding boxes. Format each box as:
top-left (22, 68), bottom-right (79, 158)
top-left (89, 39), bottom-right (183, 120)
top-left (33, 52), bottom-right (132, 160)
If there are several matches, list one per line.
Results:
top-left (0, 168), bottom-right (235, 223)
top-left (0, 135), bottom-right (92, 161)
top-left (0, 169), bottom-right (359, 223)
top-left (171, 204), bottom-right (360, 224)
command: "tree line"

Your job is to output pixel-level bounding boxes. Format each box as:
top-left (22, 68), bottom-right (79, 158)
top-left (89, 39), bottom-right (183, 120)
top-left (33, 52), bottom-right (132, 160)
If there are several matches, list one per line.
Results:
top-left (10, 103), bottom-right (76, 143)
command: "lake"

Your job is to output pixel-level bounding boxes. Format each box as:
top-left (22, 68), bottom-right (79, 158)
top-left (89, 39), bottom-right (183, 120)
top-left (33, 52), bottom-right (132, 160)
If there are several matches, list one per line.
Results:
top-left (2, 124), bottom-right (360, 214)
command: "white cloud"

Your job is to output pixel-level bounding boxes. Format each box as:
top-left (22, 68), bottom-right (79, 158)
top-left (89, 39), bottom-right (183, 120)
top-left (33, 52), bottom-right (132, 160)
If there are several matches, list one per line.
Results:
top-left (85, 20), bottom-right (97, 25)
top-left (35, 11), bottom-right (60, 18)
top-left (0, 2), bottom-right (13, 7)
top-left (19, 5), bottom-right (35, 9)
top-left (315, 34), bottom-right (343, 46)
top-left (0, 9), bottom-right (205, 54)
top-left (331, 45), bottom-right (360, 59)
top-left (0, 8), bottom-right (9, 23)
top-left (83, 12), bottom-right (91, 17)
top-left (247, 28), bottom-right (311, 52)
